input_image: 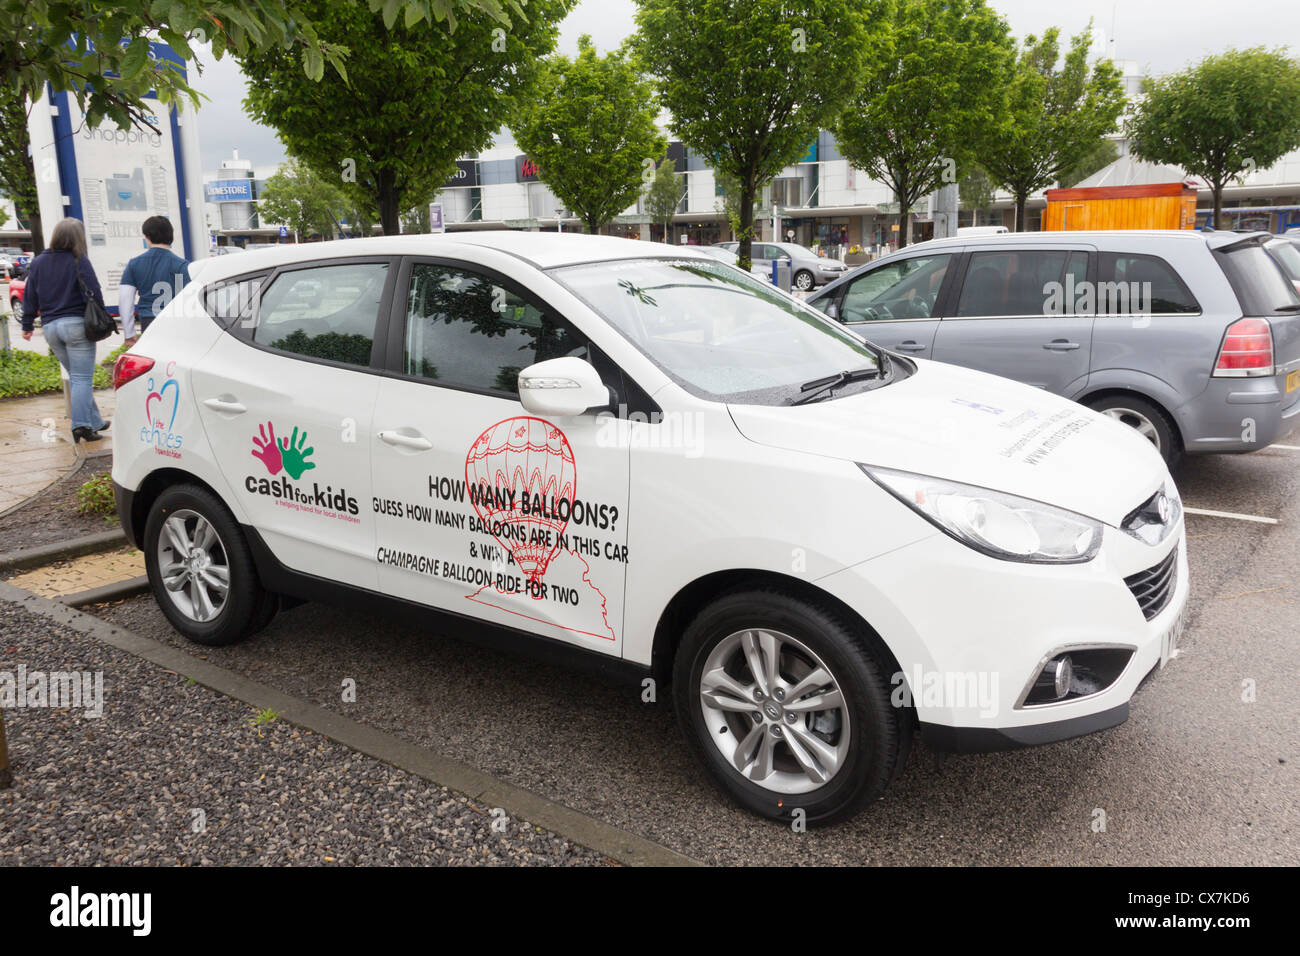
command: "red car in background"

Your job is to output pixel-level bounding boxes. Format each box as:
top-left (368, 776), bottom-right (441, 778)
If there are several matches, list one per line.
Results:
top-left (7, 276), bottom-right (24, 313)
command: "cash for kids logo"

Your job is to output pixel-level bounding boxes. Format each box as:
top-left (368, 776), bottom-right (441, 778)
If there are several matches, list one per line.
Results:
top-left (244, 421), bottom-right (360, 518)
top-left (139, 362), bottom-right (182, 458)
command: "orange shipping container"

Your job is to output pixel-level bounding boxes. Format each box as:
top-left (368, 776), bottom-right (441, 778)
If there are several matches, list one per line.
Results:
top-left (1042, 182), bottom-right (1199, 231)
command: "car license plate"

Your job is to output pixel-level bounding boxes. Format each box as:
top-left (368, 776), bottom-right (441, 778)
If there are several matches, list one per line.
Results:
top-left (1287, 370), bottom-right (1300, 393)
top-left (1160, 606), bottom-right (1188, 668)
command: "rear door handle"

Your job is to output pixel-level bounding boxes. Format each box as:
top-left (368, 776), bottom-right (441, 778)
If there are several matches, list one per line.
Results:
top-left (1043, 339), bottom-right (1081, 351)
top-left (895, 341), bottom-right (927, 352)
top-left (202, 397), bottom-right (246, 414)
top-left (378, 429), bottom-right (433, 451)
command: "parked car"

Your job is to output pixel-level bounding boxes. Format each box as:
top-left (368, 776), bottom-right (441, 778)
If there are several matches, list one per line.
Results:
top-left (808, 230), bottom-right (1300, 469)
top-left (1265, 236), bottom-right (1300, 295)
top-left (714, 241), bottom-right (847, 291)
top-left (112, 232), bottom-right (1187, 824)
top-left (6, 276), bottom-right (24, 312)
top-left (0, 247), bottom-right (29, 279)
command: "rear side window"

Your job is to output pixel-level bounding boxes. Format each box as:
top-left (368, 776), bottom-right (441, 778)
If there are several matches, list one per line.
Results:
top-left (1216, 242), bottom-right (1300, 315)
top-left (254, 261), bottom-right (389, 367)
top-left (1100, 253), bottom-right (1200, 314)
top-left (956, 250), bottom-right (1074, 317)
top-left (203, 274), bottom-right (265, 329)
top-left (402, 262), bottom-right (589, 395)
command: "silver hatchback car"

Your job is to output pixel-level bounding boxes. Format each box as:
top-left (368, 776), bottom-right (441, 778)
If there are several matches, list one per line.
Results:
top-left (715, 241), bottom-right (848, 290)
top-left (808, 230), bottom-right (1300, 468)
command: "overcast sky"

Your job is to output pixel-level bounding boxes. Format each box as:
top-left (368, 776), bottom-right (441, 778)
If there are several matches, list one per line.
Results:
top-left (192, 0), bottom-right (1298, 172)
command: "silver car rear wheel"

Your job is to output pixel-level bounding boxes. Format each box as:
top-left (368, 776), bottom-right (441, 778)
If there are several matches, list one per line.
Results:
top-left (1101, 406), bottom-right (1162, 451)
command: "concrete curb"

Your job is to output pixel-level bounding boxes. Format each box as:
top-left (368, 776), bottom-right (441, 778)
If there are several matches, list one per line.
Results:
top-left (0, 528), bottom-right (127, 572)
top-left (0, 580), bottom-right (698, 868)
top-left (59, 573), bottom-right (150, 608)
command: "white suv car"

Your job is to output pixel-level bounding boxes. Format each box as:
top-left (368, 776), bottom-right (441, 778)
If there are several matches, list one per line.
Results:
top-left (112, 233), bottom-right (1188, 824)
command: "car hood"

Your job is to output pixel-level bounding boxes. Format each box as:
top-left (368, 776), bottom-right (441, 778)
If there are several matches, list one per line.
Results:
top-left (727, 360), bottom-right (1168, 527)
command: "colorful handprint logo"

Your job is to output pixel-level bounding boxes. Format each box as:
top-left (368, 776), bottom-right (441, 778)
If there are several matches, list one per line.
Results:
top-left (251, 421), bottom-right (316, 480)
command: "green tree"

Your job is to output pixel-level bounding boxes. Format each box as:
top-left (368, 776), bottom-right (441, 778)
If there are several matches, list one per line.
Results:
top-left (977, 25), bottom-right (1126, 231)
top-left (958, 165), bottom-right (997, 212)
top-left (713, 168), bottom-right (756, 241)
top-left (243, 0), bottom-right (572, 235)
top-left (0, 87), bottom-right (41, 251)
top-left (645, 156), bottom-right (681, 243)
top-left (634, 0), bottom-right (872, 269)
top-left (1128, 48), bottom-right (1300, 230)
top-left (833, 0), bottom-right (1012, 248)
top-left (257, 159), bottom-right (350, 242)
top-left (0, 1), bottom-right (518, 250)
top-left (511, 35), bottom-right (665, 234)
top-left (1, 1), bottom-right (518, 130)
top-left (1056, 137), bottom-right (1119, 187)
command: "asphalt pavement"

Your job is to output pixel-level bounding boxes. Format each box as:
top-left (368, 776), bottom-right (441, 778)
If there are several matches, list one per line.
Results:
top-left (80, 442), bottom-right (1300, 866)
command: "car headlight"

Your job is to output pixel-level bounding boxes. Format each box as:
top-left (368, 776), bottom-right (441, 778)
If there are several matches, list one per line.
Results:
top-left (861, 465), bottom-right (1102, 564)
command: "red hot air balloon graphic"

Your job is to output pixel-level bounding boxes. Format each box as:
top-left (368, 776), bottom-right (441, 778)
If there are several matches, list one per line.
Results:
top-left (465, 417), bottom-right (576, 594)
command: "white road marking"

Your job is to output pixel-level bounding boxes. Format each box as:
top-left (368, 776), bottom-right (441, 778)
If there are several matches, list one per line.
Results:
top-left (1183, 507), bottom-right (1279, 525)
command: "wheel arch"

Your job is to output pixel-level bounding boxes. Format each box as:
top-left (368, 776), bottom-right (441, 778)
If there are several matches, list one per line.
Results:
top-left (650, 568), bottom-right (905, 694)
top-left (125, 467), bottom-right (230, 548)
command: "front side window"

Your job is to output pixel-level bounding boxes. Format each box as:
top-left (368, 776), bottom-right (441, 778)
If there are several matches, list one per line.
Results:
top-left (254, 261), bottom-right (389, 366)
top-left (840, 254), bottom-right (951, 322)
top-left (552, 257), bottom-right (883, 405)
top-left (403, 263), bottom-right (588, 394)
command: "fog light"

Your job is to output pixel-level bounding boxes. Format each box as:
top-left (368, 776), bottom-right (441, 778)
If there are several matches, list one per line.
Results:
top-left (1032, 655), bottom-right (1073, 702)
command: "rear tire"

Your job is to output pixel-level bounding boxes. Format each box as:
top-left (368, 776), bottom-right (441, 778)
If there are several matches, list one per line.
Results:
top-left (673, 589), bottom-right (909, 826)
top-left (143, 484), bottom-right (267, 646)
top-left (1087, 394), bottom-right (1182, 471)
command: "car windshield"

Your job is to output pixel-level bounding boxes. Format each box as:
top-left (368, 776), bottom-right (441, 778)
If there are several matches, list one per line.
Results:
top-left (552, 257), bottom-right (882, 405)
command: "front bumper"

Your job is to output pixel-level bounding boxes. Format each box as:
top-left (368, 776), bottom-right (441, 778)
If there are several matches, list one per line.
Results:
top-left (816, 520), bottom-right (1189, 751)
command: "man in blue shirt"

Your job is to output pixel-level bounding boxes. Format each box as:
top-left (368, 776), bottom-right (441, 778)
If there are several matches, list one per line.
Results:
top-left (118, 216), bottom-right (190, 344)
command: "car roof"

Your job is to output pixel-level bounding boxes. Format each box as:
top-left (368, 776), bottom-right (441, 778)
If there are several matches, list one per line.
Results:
top-left (908, 229), bottom-right (1273, 252)
top-left (190, 231), bottom-right (714, 285)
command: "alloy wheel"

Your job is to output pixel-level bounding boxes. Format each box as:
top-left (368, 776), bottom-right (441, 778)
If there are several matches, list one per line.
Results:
top-left (698, 628), bottom-right (851, 795)
top-left (156, 509), bottom-right (231, 622)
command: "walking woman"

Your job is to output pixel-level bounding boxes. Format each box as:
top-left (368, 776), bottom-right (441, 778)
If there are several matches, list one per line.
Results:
top-left (20, 218), bottom-right (110, 443)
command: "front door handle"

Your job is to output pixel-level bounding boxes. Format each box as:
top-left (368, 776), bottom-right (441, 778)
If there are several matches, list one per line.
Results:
top-left (895, 341), bottom-right (927, 352)
top-left (1043, 339), bottom-right (1081, 351)
top-left (378, 429), bottom-right (433, 451)
top-left (203, 397), bottom-right (246, 414)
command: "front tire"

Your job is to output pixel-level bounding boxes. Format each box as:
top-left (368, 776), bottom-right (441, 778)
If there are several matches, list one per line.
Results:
top-left (793, 269), bottom-right (815, 292)
top-left (673, 590), bottom-right (909, 825)
top-left (143, 484), bottom-right (267, 646)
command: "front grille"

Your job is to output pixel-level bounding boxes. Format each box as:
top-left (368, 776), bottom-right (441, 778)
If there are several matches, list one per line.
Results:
top-left (1124, 549), bottom-right (1178, 621)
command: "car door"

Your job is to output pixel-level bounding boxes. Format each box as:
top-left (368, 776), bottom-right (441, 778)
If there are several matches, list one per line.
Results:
top-left (821, 252), bottom-right (955, 357)
top-left (192, 257), bottom-right (394, 587)
top-left (370, 256), bottom-right (632, 656)
top-left (931, 247), bottom-right (1095, 395)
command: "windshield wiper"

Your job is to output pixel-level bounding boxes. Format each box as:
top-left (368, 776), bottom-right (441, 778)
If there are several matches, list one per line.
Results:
top-left (792, 365), bottom-right (880, 405)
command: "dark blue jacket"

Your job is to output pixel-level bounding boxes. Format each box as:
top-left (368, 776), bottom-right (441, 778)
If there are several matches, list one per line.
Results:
top-left (20, 249), bottom-right (106, 332)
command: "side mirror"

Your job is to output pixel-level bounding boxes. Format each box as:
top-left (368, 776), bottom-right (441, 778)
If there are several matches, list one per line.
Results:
top-left (517, 356), bottom-right (611, 417)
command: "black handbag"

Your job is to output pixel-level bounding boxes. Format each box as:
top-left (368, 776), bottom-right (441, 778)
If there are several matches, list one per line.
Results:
top-left (77, 272), bottom-right (116, 342)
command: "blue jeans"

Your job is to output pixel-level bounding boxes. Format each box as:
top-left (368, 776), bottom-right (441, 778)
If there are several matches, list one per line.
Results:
top-left (42, 314), bottom-right (107, 431)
